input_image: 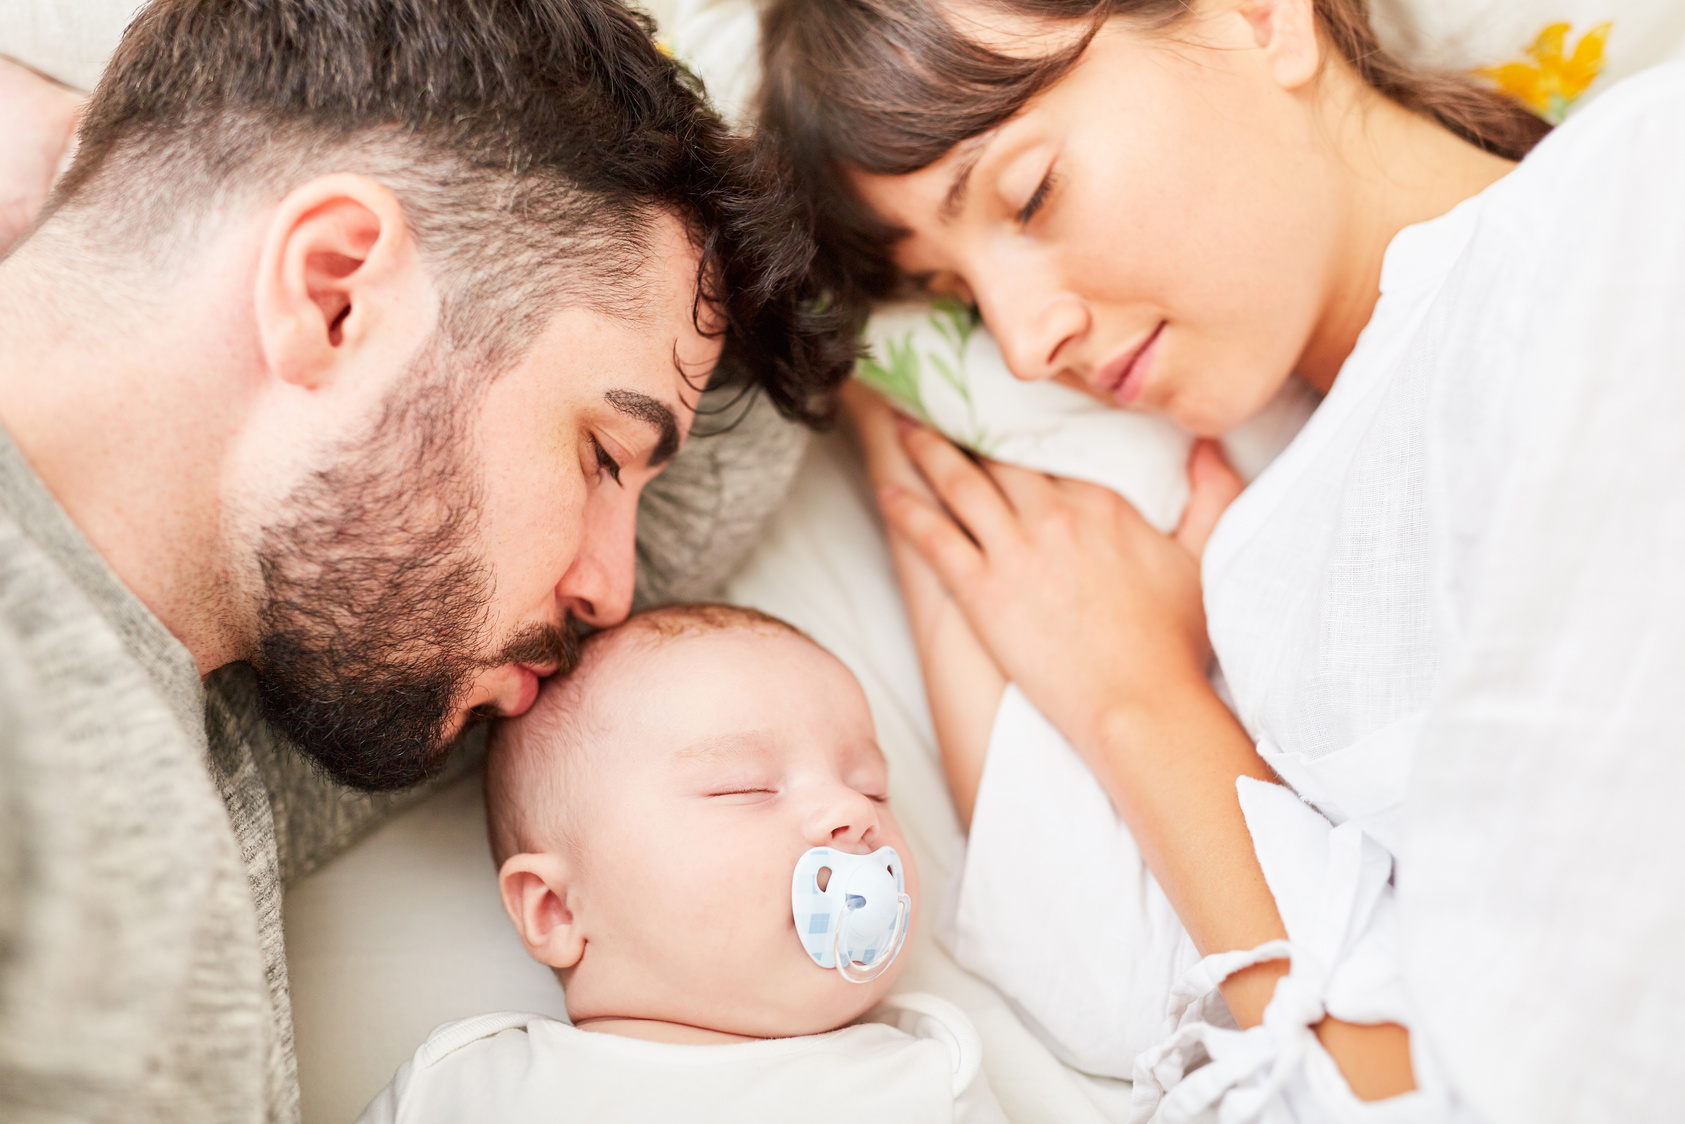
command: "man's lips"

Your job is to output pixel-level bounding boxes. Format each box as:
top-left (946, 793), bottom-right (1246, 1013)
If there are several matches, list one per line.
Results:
top-left (1094, 321), bottom-right (1166, 407)
top-left (504, 664), bottom-right (543, 717)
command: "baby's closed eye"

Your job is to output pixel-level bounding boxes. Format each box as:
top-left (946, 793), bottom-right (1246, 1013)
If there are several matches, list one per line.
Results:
top-left (704, 784), bottom-right (780, 802)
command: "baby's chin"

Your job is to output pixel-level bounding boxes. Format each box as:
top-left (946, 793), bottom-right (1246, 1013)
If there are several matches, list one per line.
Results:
top-left (568, 957), bottom-right (906, 1042)
top-left (773, 962), bottom-right (905, 1037)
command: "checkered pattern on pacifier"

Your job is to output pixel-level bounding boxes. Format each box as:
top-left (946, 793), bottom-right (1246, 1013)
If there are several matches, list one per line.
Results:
top-left (791, 846), bottom-right (911, 984)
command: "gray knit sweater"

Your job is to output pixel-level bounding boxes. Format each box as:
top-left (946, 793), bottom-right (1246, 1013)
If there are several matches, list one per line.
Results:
top-left (0, 371), bottom-right (805, 1122)
top-left (0, 428), bottom-right (279, 1121)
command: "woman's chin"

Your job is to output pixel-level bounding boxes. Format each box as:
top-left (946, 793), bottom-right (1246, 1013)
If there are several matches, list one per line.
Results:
top-left (1170, 372), bottom-right (1297, 439)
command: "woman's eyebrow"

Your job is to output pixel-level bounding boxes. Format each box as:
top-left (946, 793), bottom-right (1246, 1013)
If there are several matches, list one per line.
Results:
top-left (605, 388), bottom-right (681, 465)
top-left (941, 133), bottom-right (997, 222)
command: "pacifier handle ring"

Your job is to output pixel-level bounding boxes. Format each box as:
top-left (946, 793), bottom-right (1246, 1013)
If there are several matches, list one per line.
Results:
top-left (834, 892), bottom-right (912, 985)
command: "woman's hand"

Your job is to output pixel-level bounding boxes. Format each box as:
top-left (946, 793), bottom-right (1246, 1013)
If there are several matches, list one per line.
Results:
top-left (0, 57), bottom-right (85, 253)
top-left (844, 383), bottom-right (1006, 825)
top-left (878, 419), bottom-right (1243, 756)
top-left (862, 405), bottom-right (1414, 1098)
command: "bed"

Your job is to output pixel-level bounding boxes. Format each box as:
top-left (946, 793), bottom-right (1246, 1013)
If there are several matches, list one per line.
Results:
top-left (5, 1), bottom-right (1684, 1120)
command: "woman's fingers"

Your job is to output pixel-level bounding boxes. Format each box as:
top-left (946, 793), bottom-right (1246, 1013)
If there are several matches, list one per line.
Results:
top-left (1173, 439), bottom-right (1246, 560)
top-left (899, 422), bottom-right (1020, 550)
top-left (879, 481), bottom-right (986, 591)
top-left (979, 457), bottom-right (1057, 520)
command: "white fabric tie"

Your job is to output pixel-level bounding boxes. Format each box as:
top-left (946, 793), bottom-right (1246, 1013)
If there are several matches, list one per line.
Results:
top-left (1129, 782), bottom-right (1404, 1123)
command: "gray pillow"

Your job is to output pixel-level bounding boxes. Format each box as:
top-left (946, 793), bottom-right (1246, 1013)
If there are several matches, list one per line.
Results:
top-left (634, 376), bottom-right (809, 607)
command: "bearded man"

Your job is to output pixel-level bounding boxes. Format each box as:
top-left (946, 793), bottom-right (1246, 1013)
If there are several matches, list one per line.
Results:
top-left (0, 1), bottom-right (844, 1120)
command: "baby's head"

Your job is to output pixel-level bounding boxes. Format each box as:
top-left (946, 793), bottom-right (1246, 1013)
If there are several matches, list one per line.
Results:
top-left (486, 603), bottom-right (919, 1039)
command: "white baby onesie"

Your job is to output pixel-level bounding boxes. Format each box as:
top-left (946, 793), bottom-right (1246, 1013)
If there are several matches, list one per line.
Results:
top-left (358, 992), bottom-right (1004, 1124)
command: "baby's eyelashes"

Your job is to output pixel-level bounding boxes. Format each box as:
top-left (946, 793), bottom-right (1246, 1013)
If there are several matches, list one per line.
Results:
top-left (704, 786), bottom-right (779, 802)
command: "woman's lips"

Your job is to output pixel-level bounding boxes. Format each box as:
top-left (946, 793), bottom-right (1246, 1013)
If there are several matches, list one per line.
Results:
top-left (1096, 322), bottom-right (1166, 407)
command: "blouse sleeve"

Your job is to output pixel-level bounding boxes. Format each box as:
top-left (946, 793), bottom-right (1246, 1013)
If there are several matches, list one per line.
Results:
top-left (1129, 779), bottom-right (1477, 1124)
top-left (1135, 64), bottom-right (1685, 1123)
top-left (1396, 64), bottom-right (1685, 1123)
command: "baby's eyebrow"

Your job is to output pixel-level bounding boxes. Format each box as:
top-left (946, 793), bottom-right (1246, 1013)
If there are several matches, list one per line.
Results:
top-left (840, 736), bottom-right (888, 768)
top-left (670, 732), bottom-right (776, 767)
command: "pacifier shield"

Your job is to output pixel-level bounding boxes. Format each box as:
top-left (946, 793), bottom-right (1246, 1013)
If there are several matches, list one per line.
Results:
top-left (792, 846), bottom-right (911, 983)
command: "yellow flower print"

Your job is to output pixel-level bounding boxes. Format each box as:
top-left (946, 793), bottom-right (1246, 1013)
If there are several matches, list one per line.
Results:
top-left (1479, 22), bottom-right (1613, 125)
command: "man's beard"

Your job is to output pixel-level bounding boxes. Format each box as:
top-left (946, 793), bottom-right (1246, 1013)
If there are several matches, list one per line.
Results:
top-left (251, 342), bottom-right (581, 792)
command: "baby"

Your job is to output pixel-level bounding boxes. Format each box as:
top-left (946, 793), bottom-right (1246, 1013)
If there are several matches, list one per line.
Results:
top-left (361, 603), bottom-right (1003, 1123)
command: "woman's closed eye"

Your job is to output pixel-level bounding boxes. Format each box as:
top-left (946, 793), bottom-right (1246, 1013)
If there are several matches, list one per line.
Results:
top-left (1016, 167), bottom-right (1056, 227)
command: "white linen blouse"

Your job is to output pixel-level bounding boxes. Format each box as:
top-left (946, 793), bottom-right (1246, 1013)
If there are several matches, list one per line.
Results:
top-left (1174, 62), bottom-right (1685, 1123)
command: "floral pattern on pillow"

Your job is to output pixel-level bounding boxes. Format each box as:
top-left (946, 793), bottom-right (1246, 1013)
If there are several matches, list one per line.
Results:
top-left (1479, 22), bottom-right (1613, 124)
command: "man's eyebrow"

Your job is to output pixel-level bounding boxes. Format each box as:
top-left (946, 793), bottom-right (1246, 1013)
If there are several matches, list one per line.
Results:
top-left (605, 388), bottom-right (680, 466)
top-left (940, 133), bottom-right (995, 223)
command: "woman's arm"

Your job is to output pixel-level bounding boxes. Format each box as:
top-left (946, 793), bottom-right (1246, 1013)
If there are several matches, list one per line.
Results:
top-left (844, 383), bottom-right (1004, 827)
top-left (882, 419), bottom-right (1414, 1100)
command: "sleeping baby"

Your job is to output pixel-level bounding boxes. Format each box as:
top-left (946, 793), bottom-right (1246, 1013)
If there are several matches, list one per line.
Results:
top-left (360, 602), bottom-right (1004, 1124)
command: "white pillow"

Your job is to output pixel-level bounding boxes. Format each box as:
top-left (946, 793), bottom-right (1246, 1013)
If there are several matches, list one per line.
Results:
top-left (1370, 0), bottom-right (1685, 88)
top-left (856, 300), bottom-right (1320, 531)
top-left (667, 0), bottom-right (1685, 113)
top-left (285, 774), bottom-right (570, 1122)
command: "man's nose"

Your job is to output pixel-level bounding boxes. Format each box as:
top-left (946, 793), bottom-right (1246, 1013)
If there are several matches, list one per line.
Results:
top-left (556, 485), bottom-right (639, 628)
top-left (978, 262), bottom-right (1089, 384)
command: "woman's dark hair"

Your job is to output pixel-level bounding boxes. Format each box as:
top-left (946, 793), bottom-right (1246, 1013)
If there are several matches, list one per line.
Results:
top-left (758, 0), bottom-right (1553, 325)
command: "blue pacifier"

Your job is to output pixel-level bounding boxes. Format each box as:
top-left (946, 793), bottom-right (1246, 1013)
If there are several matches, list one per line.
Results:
top-left (791, 845), bottom-right (912, 983)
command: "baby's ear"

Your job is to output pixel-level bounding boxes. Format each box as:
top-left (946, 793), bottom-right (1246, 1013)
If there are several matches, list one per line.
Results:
top-left (498, 853), bottom-right (586, 970)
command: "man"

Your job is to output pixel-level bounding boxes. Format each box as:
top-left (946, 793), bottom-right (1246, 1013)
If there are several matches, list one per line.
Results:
top-left (0, 1), bottom-right (842, 1119)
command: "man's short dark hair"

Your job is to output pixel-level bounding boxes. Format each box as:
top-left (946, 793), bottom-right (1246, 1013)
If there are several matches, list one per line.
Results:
top-left (48, 0), bottom-right (851, 422)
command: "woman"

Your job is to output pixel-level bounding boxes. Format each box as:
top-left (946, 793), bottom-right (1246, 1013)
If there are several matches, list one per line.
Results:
top-left (760, 0), bottom-right (1685, 1118)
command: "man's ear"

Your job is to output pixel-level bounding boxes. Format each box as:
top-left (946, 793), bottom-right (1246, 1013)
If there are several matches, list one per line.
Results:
top-left (253, 173), bottom-right (425, 391)
top-left (498, 852), bottom-right (588, 971)
top-left (1237, 0), bottom-right (1322, 92)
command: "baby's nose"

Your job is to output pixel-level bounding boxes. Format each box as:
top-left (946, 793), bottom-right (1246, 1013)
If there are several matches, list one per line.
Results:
top-left (812, 787), bottom-right (880, 850)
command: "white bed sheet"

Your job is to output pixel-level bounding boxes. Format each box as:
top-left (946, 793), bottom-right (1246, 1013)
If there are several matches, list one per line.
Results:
top-left (285, 434), bottom-right (1138, 1124)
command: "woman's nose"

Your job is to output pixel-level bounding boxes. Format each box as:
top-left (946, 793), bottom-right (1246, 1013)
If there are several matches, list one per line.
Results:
top-left (555, 487), bottom-right (638, 628)
top-left (979, 271), bottom-right (1090, 383)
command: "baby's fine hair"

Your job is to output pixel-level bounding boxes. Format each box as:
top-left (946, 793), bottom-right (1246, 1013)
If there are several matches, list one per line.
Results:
top-left (484, 603), bottom-right (810, 866)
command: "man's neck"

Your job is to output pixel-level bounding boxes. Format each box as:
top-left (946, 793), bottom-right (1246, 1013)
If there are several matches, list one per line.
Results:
top-left (1297, 86), bottom-right (1518, 393)
top-left (0, 241), bottom-right (256, 674)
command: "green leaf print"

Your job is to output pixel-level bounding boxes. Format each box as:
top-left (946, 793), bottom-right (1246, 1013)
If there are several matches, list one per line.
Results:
top-left (856, 299), bottom-right (1001, 456)
top-left (856, 331), bottom-right (931, 423)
